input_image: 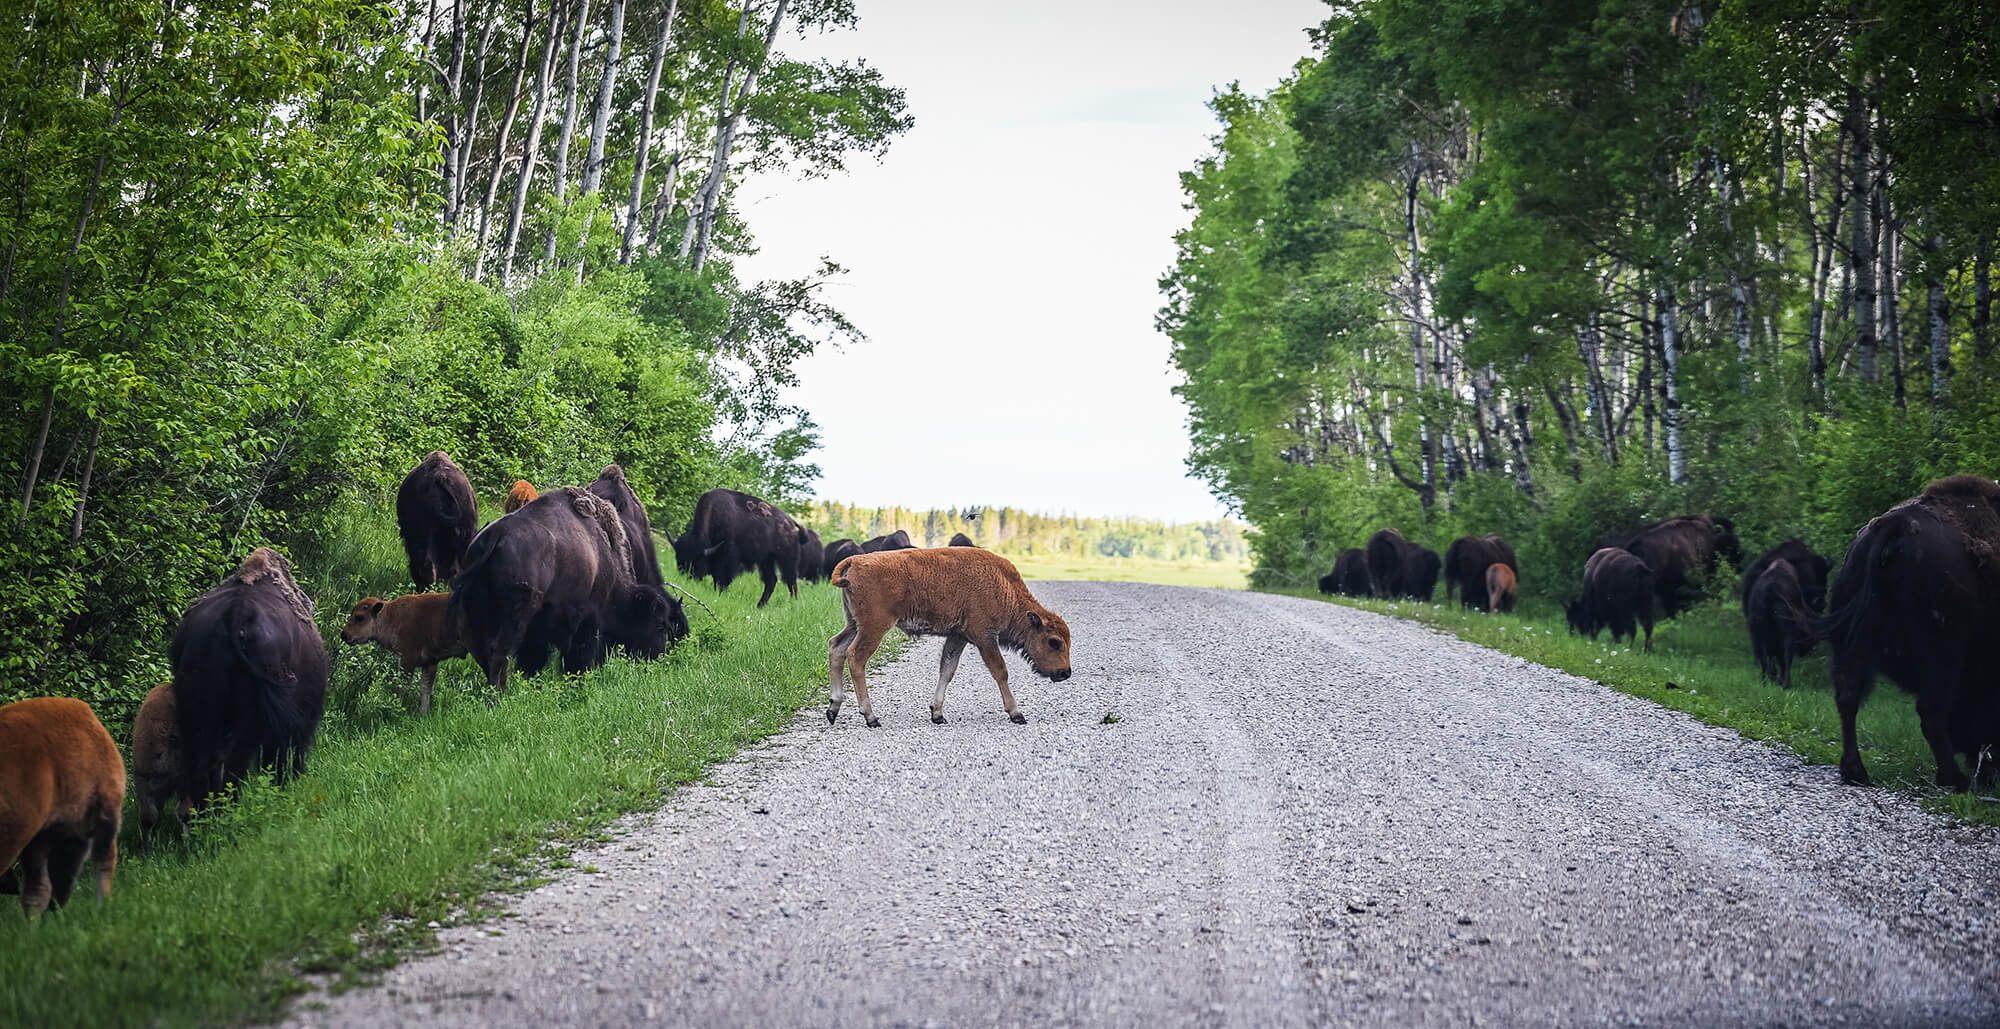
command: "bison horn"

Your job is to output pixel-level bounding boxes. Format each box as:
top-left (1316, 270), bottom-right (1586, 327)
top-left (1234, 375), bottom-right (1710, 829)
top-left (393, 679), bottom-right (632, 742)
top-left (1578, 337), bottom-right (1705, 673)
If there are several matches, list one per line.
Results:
top-left (703, 541), bottom-right (726, 556)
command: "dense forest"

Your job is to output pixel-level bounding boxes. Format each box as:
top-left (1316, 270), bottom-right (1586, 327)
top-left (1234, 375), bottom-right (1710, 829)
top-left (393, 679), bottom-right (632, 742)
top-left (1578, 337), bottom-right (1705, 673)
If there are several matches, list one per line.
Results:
top-left (804, 501), bottom-right (1251, 565)
top-left (1162, 0), bottom-right (2000, 594)
top-left (0, 0), bottom-right (909, 706)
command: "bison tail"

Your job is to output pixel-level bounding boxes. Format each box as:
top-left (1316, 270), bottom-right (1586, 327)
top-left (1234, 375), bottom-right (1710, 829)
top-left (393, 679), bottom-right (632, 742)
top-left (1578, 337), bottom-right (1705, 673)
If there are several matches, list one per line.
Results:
top-left (231, 604), bottom-right (312, 751)
top-left (829, 557), bottom-right (853, 589)
top-left (431, 476), bottom-right (466, 524)
top-left (1813, 523), bottom-right (1889, 647)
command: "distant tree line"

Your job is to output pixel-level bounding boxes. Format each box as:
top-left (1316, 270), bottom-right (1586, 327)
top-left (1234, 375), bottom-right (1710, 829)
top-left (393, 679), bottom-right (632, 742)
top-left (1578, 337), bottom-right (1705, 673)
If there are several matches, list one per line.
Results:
top-left (805, 502), bottom-right (1252, 565)
top-left (1161, 0), bottom-right (2000, 592)
top-left (0, 0), bottom-right (909, 706)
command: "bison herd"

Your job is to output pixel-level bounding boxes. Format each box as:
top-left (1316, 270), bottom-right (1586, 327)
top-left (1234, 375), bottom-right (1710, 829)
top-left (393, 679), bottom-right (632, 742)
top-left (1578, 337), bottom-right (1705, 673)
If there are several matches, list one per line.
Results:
top-left (2, 448), bottom-right (981, 918)
top-left (1319, 473), bottom-right (2000, 793)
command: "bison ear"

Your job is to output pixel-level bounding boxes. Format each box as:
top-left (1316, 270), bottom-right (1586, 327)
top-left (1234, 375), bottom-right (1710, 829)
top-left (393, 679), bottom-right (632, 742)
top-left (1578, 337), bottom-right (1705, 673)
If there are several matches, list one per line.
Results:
top-left (1027, 611), bottom-right (1043, 630)
top-left (370, 600), bottom-right (385, 616)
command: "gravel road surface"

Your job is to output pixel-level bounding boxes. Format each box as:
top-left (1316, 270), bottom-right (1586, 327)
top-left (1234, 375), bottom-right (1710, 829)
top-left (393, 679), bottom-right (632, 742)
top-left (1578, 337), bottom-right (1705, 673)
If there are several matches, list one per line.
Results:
top-left (294, 582), bottom-right (2000, 1028)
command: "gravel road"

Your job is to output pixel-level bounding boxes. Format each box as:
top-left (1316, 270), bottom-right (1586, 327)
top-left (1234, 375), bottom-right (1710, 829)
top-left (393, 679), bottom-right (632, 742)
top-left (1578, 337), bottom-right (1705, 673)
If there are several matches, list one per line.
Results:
top-left (293, 582), bottom-right (2000, 1028)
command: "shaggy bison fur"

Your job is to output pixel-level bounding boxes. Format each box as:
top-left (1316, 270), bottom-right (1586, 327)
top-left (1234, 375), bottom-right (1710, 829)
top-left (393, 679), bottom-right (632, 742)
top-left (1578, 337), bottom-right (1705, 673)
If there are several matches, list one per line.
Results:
top-left (1615, 514), bottom-right (1742, 618)
top-left (0, 698), bottom-right (124, 918)
top-left (861, 530), bottom-right (915, 553)
top-left (1745, 561), bottom-right (1815, 688)
top-left (1318, 547), bottom-right (1373, 597)
top-left (397, 451), bottom-right (479, 589)
top-left (1485, 564), bottom-right (1518, 614)
top-left (800, 529), bottom-right (826, 584)
top-left (672, 488), bottom-right (806, 606)
top-left (1568, 547), bottom-right (1655, 651)
top-left (827, 548), bottom-right (1072, 727)
top-left (1365, 529), bottom-right (1440, 600)
top-left (503, 479), bottom-right (538, 514)
top-left (1445, 534), bottom-right (1518, 611)
top-left (586, 464), bottom-right (666, 588)
top-left (948, 533), bottom-right (977, 547)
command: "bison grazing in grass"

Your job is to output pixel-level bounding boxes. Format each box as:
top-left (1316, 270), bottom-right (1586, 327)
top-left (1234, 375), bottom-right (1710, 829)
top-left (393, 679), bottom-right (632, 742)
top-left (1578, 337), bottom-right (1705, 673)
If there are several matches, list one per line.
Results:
top-left (171, 548), bottom-right (328, 796)
top-left (827, 548), bottom-right (1072, 727)
top-left (800, 529), bottom-right (826, 584)
top-left (822, 538), bottom-right (861, 580)
top-left (1569, 547), bottom-right (1656, 651)
top-left (1745, 561), bottom-right (1814, 688)
top-left (131, 684), bottom-right (187, 837)
top-left (397, 451), bottom-right (479, 589)
top-left (1485, 564), bottom-right (1517, 614)
top-left (1365, 529), bottom-right (1440, 601)
top-left (586, 464), bottom-right (666, 588)
top-left (673, 488), bottom-right (806, 607)
top-left (1319, 547), bottom-right (1373, 597)
top-left (452, 488), bottom-right (684, 697)
top-left (1740, 538), bottom-right (1829, 616)
top-left (0, 698), bottom-right (124, 919)
top-left (1820, 475), bottom-right (2000, 791)
top-left (503, 479), bottom-right (538, 514)
top-left (1444, 534), bottom-right (1518, 611)
top-left (861, 530), bottom-right (915, 553)
top-left (1614, 514), bottom-right (1741, 618)
top-left (341, 592), bottom-right (470, 714)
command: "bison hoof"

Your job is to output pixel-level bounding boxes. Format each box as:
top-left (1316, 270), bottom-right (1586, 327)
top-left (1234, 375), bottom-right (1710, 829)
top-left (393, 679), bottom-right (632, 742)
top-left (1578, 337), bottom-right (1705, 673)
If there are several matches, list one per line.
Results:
top-left (1939, 770), bottom-right (1972, 793)
top-left (826, 705), bottom-right (839, 724)
top-left (932, 713), bottom-right (947, 725)
top-left (1839, 758), bottom-right (1871, 787)
top-left (1009, 712), bottom-right (1028, 725)
top-left (865, 716), bottom-right (881, 728)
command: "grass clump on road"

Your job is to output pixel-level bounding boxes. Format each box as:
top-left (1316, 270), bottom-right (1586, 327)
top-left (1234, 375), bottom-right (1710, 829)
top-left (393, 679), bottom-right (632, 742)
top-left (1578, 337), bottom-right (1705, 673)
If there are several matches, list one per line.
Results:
top-left (1292, 589), bottom-right (1997, 825)
top-left (0, 506), bottom-right (849, 1027)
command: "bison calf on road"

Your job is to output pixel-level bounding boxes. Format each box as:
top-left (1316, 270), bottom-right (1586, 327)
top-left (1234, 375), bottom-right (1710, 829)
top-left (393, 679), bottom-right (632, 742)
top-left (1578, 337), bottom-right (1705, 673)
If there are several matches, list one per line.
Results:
top-left (341, 592), bottom-right (470, 714)
top-left (0, 697), bottom-right (124, 919)
top-left (827, 549), bottom-right (1072, 727)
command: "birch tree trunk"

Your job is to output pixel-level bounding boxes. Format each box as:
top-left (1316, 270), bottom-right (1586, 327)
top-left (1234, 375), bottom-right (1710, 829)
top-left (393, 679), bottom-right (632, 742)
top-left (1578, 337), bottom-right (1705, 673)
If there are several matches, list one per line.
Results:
top-left (1927, 247), bottom-right (1949, 420)
top-left (1657, 284), bottom-right (1686, 485)
top-left (501, 0), bottom-right (565, 287)
top-left (579, 0), bottom-right (628, 196)
top-left (472, 3), bottom-right (539, 281)
top-left (1849, 80), bottom-right (1878, 383)
top-left (438, 0), bottom-right (471, 233)
top-left (451, 4), bottom-right (502, 238)
top-left (1976, 241), bottom-right (1992, 364)
top-left (542, 0), bottom-right (592, 266)
top-left (620, 0), bottom-right (681, 264)
top-left (683, 0), bottom-right (790, 274)
top-left (1884, 211), bottom-right (1905, 409)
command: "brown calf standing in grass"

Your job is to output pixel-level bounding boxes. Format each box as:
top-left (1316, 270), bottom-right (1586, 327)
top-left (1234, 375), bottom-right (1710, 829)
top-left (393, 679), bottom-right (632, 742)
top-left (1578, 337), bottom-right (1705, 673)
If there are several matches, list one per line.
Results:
top-left (1486, 563), bottom-right (1518, 614)
top-left (132, 683), bottom-right (189, 836)
top-left (341, 593), bottom-right (469, 714)
top-left (0, 697), bottom-right (124, 919)
top-left (827, 548), bottom-right (1072, 727)
top-left (504, 479), bottom-right (538, 513)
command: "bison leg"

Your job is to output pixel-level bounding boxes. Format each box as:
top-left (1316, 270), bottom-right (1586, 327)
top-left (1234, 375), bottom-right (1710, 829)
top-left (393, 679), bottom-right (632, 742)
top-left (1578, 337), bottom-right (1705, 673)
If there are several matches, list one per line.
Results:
top-left (826, 622), bottom-right (857, 723)
top-left (1834, 660), bottom-right (1874, 786)
top-left (1916, 669), bottom-right (1972, 792)
top-left (46, 834), bottom-right (90, 909)
top-left (847, 630), bottom-right (883, 728)
top-left (756, 557), bottom-right (778, 608)
top-left (419, 663), bottom-right (438, 716)
top-left (933, 637), bottom-right (968, 725)
top-left (974, 639), bottom-right (1025, 724)
top-left (15, 838), bottom-right (51, 919)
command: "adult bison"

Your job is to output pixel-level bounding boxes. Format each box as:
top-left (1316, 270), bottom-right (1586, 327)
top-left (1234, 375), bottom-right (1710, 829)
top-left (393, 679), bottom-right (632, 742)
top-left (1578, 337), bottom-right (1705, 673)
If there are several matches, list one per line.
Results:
top-left (586, 464), bottom-right (665, 587)
top-left (861, 530), bottom-right (915, 553)
top-left (451, 488), bottom-right (684, 696)
top-left (948, 533), bottom-right (977, 547)
top-left (1365, 529), bottom-right (1409, 599)
top-left (672, 489), bottom-right (805, 607)
top-left (822, 538), bottom-right (862, 580)
top-left (1820, 475), bottom-right (2000, 791)
top-left (1745, 561), bottom-right (1814, 688)
top-left (1567, 547), bottom-right (1655, 651)
top-left (800, 529), bottom-right (826, 584)
top-left (170, 548), bottom-right (328, 797)
top-left (1444, 534), bottom-right (1518, 611)
top-left (1318, 548), bottom-right (1373, 597)
top-left (397, 451), bottom-right (479, 589)
top-left (1614, 514), bottom-right (1741, 618)
top-left (1740, 538), bottom-right (1830, 616)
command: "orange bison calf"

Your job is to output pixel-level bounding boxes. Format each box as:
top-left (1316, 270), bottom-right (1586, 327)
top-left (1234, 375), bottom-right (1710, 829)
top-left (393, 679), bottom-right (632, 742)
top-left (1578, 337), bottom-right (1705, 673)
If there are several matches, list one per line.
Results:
top-left (504, 479), bottom-right (538, 514)
top-left (1485, 563), bottom-right (1518, 614)
top-left (827, 548), bottom-right (1072, 727)
top-left (0, 698), bottom-right (125, 919)
top-left (341, 593), bottom-right (469, 715)
top-left (132, 683), bottom-right (188, 836)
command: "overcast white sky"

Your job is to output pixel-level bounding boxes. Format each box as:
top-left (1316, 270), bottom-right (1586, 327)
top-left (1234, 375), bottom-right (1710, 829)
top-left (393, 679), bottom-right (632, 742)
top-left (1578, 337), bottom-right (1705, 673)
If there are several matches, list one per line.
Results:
top-left (733, 0), bottom-right (1326, 523)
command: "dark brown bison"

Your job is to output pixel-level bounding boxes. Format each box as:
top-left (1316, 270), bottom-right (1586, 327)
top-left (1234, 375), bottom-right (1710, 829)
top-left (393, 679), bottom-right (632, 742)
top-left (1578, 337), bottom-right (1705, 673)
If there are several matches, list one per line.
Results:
top-left (341, 592), bottom-right (468, 715)
top-left (451, 488), bottom-right (684, 696)
top-left (1400, 543), bottom-right (1441, 601)
top-left (1486, 564), bottom-right (1518, 614)
top-left (948, 532), bottom-right (977, 547)
top-left (861, 530), bottom-right (915, 553)
top-left (799, 529), bottom-right (826, 584)
top-left (0, 698), bottom-right (124, 918)
top-left (1740, 538), bottom-right (1830, 616)
top-left (503, 479), bottom-right (538, 514)
top-left (586, 464), bottom-right (665, 588)
top-left (1745, 561), bottom-right (1814, 688)
top-left (170, 548), bottom-right (328, 800)
top-left (1820, 475), bottom-right (2000, 790)
top-left (131, 683), bottom-right (187, 836)
top-left (1613, 514), bottom-right (1741, 618)
top-left (822, 538), bottom-right (862, 580)
top-left (397, 451), bottom-right (479, 589)
top-left (1318, 547), bottom-right (1373, 597)
top-left (1567, 547), bottom-right (1655, 651)
top-left (827, 548), bottom-right (1072, 727)
top-left (672, 489), bottom-right (805, 607)
top-left (1444, 534), bottom-right (1518, 611)
top-left (1365, 529), bottom-right (1409, 599)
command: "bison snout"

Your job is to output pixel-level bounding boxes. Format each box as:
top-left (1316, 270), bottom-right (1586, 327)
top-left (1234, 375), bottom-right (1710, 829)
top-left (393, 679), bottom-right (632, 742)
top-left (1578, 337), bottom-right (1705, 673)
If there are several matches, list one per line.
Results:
top-left (1051, 668), bottom-right (1072, 682)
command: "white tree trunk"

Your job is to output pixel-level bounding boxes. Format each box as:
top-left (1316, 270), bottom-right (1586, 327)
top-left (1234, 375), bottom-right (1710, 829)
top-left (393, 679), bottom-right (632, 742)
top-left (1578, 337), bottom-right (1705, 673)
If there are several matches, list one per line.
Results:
top-left (502, 0), bottom-right (565, 287)
top-left (579, 0), bottom-right (628, 196)
top-left (543, 0), bottom-right (592, 266)
top-left (1658, 284), bottom-right (1685, 485)
top-left (682, 0), bottom-right (790, 274)
top-left (620, 0), bottom-right (681, 264)
top-left (472, 3), bottom-right (538, 280)
top-left (450, 3), bottom-right (502, 238)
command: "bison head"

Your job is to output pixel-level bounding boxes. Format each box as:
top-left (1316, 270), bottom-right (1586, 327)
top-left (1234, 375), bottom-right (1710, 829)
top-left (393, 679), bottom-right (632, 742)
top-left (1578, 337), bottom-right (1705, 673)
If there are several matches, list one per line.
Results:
top-left (340, 598), bottom-right (387, 644)
top-left (1022, 609), bottom-right (1073, 682)
top-left (673, 533), bottom-right (727, 578)
top-left (608, 584), bottom-right (686, 660)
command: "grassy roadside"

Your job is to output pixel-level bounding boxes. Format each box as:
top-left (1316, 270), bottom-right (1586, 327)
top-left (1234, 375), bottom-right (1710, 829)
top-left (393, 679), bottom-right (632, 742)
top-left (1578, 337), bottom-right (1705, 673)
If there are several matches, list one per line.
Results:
top-left (1284, 588), bottom-right (2000, 825)
top-left (0, 501), bottom-right (856, 1027)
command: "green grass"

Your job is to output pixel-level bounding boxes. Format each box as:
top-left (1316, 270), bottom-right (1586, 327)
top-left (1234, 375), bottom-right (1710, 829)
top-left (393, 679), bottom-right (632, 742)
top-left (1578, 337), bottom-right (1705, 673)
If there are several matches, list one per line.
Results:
top-left (1285, 588), bottom-right (2000, 824)
top-left (1005, 553), bottom-right (1249, 589)
top-left (0, 499), bottom-right (859, 1027)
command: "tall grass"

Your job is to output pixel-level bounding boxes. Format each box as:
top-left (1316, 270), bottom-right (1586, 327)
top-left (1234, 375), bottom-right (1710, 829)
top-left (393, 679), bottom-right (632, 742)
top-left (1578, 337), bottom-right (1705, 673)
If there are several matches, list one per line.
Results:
top-left (1291, 588), bottom-right (1998, 824)
top-left (0, 499), bottom-right (855, 1027)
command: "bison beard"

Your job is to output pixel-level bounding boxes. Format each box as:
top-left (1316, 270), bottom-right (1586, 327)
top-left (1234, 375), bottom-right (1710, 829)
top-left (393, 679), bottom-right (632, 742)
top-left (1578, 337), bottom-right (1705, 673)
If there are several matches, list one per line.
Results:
top-left (396, 451), bottom-right (479, 588)
top-left (672, 488), bottom-right (805, 606)
top-left (826, 548), bottom-right (1072, 728)
top-left (1820, 475), bottom-right (2000, 791)
top-left (450, 488), bottom-right (682, 697)
top-left (170, 548), bottom-right (329, 802)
